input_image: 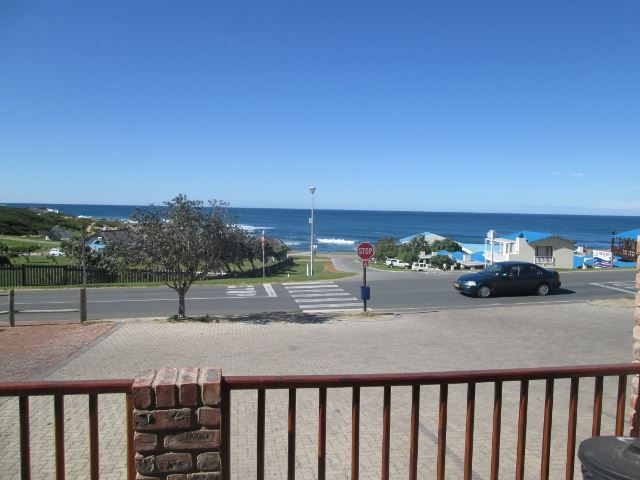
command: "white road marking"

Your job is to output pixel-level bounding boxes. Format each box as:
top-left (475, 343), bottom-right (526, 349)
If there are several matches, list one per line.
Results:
top-left (284, 284), bottom-right (341, 290)
top-left (295, 297), bottom-right (358, 303)
top-left (296, 303), bottom-right (363, 308)
top-left (302, 308), bottom-right (363, 313)
top-left (263, 284), bottom-right (277, 297)
top-left (227, 286), bottom-right (256, 297)
top-left (290, 292), bottom-right (352, 298)
top-left (283, 281), bottom-right (362, 313)
top-left (589, 282), bottom-right (635, 294)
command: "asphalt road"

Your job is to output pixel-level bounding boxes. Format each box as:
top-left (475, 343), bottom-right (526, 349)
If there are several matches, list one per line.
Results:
top-left (3, 255), bottom-right (636, 322)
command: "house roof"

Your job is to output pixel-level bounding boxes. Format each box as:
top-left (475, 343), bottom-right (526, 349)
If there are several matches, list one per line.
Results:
top-left (460, 243), bottom-right (485, 254)
top-left (47, 225), bottom-right (74, 240)
top-left (87, 229), bottom-right (135, 244)
top-left (265, 236), bottom-right (286, 249)
top-left (399, 231), bottom-right (445, 243)
top-left (615, 228), bottom-right (640, 239)
top-left (504, 231), bottom-right (553, 242)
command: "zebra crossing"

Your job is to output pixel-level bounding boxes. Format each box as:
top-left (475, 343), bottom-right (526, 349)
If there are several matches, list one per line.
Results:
top-left (589, 281), bottom-right (636, 295)
top-left (283, 281), bottom-right (362, 313)
top-left (226, 285), bottom-right (257, 297)
top-left (226, 284), bottom-right (278, 298)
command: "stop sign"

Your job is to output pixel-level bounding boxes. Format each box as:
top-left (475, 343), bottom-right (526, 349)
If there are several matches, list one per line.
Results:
top-left (357, 242), bottom-right (375, 260)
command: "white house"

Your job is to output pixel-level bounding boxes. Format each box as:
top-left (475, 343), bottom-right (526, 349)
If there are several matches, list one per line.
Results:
top-left (484, 231), bottom-right (574, 269)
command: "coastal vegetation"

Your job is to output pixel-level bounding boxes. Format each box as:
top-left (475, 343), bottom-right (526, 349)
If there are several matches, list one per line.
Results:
top-left (2, 195), bottom-right (295, 317)
top-left (0, 205), bottom-right (120, 236)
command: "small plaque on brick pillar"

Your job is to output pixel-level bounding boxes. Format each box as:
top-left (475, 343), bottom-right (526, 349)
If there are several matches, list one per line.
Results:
top-left (165, 429), bottom-right (220, 450)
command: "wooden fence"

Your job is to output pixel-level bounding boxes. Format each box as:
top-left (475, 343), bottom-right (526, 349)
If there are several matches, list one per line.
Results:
top-left (0, 259), bottom-right (293, 287)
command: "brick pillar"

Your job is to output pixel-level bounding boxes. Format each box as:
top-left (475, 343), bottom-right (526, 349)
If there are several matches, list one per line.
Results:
top-left (132, 367), bottom-right (222, 480)
top-left (632, 236), bottom-right (640, 435)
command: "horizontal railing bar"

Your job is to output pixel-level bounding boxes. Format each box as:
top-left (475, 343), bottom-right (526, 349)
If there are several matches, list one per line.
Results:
top-left (223, 364), bottom-right (640, 389)
top-left (16, 309), bottom-right (80, 314)
top-left (0, 379), bottom-right (133, 396)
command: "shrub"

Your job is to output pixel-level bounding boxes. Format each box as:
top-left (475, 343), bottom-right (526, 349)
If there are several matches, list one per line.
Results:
top-left (429, 254), bottom-right (454, 270)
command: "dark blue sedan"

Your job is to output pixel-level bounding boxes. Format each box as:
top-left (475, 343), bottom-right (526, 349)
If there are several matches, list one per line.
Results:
top-left (453, 261), bottom-right (561, 298)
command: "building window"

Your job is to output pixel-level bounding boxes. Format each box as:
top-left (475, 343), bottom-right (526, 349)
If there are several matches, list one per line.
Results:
top-left (536, 246), bottom-right (552, 257)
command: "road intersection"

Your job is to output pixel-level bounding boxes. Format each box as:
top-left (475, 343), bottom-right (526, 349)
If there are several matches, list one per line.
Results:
top-left (3, 256), bottom-right (636, 322)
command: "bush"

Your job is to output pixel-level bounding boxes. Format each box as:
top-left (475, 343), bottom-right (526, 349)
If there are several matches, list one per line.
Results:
top-left (397, 244), bottom-right (418, 264)
top-left (375, 237), bottom-right (399, 262)
top-left (431, 239), bottom-right (462, 252)
top-left (429, 254), bottom-right (454, 270)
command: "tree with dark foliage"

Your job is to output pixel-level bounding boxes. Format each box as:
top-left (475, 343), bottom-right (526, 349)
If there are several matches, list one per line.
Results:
top-left (127, 195), bottom-right (233, 319)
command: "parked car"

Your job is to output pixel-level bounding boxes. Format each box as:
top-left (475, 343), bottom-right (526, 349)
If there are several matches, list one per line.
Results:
top-left (453, 261), bottom-right (561, 298)
top-left (49, 247), bottom-right (65, 256)
top-left (411, 262), bottom-right (429, 271)
top-left (385, 258), bottom-right (410, 269)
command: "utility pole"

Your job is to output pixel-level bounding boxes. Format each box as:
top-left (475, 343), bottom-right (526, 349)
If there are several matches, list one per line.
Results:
top-left (80, 224), bottom-right (87, 323)
top-left (309, 186), bottom-right (316, 276)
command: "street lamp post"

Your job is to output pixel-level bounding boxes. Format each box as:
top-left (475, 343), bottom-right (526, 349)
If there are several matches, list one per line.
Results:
top-left (611, 230), bottom-right (616, 266)
top-left (309, 186), bottom-right (316, 276)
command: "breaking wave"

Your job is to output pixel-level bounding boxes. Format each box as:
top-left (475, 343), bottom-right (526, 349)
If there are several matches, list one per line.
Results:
top-left (239, 224), bottom-right (275, 232)
top-left (317, 238), bottom-right (356, 245)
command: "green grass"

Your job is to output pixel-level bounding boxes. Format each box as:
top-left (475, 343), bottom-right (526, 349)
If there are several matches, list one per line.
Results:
top-left (6, 257), bottom-right (355, 289)
top-left (10, 255), bottom-right (71, 265)
top-left (0, 235), bottom-right (60, 248)
top-left (196, 257), bottom-right (354, 285)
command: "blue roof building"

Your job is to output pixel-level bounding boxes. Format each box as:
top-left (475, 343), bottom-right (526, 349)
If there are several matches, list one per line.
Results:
top-left (485, 230), bottom-right (575, 269)
top-left (613, 228), bottom-right (639, 261)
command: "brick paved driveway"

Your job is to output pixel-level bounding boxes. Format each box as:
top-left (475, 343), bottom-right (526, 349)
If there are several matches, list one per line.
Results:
top-left (0, 300), bottom-right (635, 479)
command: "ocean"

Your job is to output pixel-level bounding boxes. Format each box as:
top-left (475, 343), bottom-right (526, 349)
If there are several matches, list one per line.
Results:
top-left (5, 203), bottom-right (640, 252)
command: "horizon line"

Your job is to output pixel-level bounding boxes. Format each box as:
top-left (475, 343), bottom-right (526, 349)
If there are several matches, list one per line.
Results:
top-left (2, 202), bottom-right (640, 218)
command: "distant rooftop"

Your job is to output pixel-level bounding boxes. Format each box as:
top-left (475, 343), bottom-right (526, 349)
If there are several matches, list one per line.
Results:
top-left (399, 231), bottom-right (446, 244)
top-left (503, 231), bottom-right (553, 242)
top-left (615, 228), bottom-right (640, 239)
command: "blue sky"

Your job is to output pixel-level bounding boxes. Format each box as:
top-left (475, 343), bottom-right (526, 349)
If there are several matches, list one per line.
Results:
top-left (1, 1), bottom-right (639, 215)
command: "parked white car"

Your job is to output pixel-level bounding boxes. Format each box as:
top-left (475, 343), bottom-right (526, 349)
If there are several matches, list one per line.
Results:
top-left (386, 258), bottom-right (410, 268)
top-left (411, 262), bottom-right (429, 271)
top-left (49, 247), bottom-right (65, 256)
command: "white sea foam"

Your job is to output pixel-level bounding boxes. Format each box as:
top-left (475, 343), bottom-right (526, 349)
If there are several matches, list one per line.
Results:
top-left (238, 224), bottom-right (275, 232)
top-left (284, 241), bottom-right (302, 246)
top-left (317, 238), bottom-right (355, 245)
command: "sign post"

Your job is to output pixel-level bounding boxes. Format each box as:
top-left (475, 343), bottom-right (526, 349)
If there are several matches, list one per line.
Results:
top-left (357, 242), bottom-right (374, 312)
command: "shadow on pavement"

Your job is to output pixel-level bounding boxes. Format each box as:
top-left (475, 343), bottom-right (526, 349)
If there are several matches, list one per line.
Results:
top-left (174, 311), bottom-right (337, 325)
top-left (552, 288), bottom-right (576, 295)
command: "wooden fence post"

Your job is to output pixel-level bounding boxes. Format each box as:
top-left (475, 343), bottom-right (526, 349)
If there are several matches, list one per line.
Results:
top-left (80, 288), bottom-right (87, 323)
top-left (9, 288), bottom-right (15, 327)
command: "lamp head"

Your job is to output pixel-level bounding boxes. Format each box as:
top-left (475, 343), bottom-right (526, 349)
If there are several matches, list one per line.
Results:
top-left (309, 186), bottom-right (316, 194)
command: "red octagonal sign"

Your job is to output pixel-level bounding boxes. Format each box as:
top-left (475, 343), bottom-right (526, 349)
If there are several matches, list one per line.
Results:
top-left (357, 242), bottom-right (375, 260)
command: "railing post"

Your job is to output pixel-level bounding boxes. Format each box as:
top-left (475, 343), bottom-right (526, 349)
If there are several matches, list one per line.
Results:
top-left (9, 288), bottom-right (15, 327)
top-left (632, 241), bottom-right (640, 436)
top-left (80, 288), bottom-right (87, 323)
top-left (19, 395), bottom-right (30, 479)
